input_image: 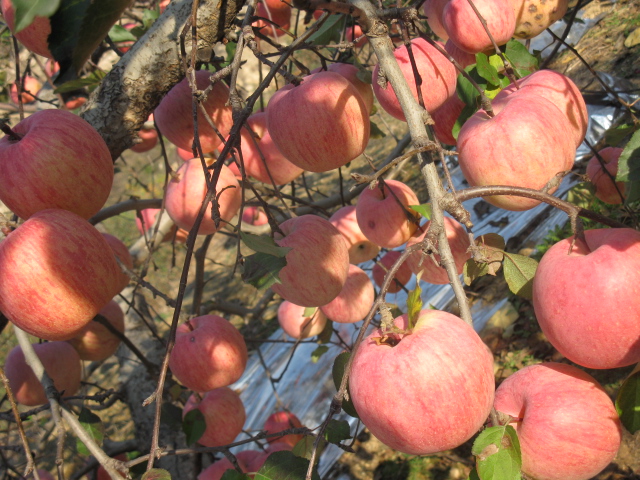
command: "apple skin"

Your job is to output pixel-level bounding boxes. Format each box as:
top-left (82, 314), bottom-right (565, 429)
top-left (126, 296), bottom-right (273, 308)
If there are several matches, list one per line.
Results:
top-left (356, 180), bottom-right (420, 249)
top-left (263, 411), bottom-right (304, 447)
top-left (320, 264), bottom-right (375, 324)
top-left (183, 387), bottom-right (246, 447)
top-left (169, 315), bottom-right (248, 393)
top-left (277, 301), bottom-right (328, 339)
top-left (350, 309), bottom-right (495, 455)
top-left (430, 93), bottom-right (465, 146)
top-left (372, 250), bottom-right (413, 294)
top-left (444, 39), bottom-right (477, 69)
top-left (512, 0), bottom-right (569, 39)
top-left (241, 206), bottom-right (269, 226)
top-left (406, 216), bottom-right (470, 285)
top-left (10, 76), bottom-right (42, 104)
top-left (102, 233), bottom-right (134, 292)
top-left (328, 205), bottom-right (380, 264)
top-left (586, 147), bottom-right (625, 204)
top-left (130, 114), bottom-right (159, 153)
top-left (311, 63), bottom-right (374, 115)
top-left (95, 454), bottom-right (127, 480)
top-left (155, 70), bottom-right (233, 154)
top-left (266, 71), bottom-right (370, 173)
top-left (0, 109), bottom-right (114, 220)
top-left (5, 341), bottom-right (82, 406)
top-left (372, 37), bottom-right (457, 122)
top-left (0, 0), bottom-right (53, 58)
top-left (533, 228), bottom-right (640, 369)
top-left (198, 450), bottom-right (265, 480)
top-left (66, 300), bottom-right (125, 361)
top-left (494, 363), bottom-right (622, 480)
top-left (0, 209), bottom-right (124, 341)
top-left (254, 0), bottom-right (291, 37)
top-left (346, 24), bottom-right (367, 48)
top-left (272, 215), bottom-right (350, 307)
top-left (165, 160), bottom-right (242, 235)
top-left (423, 0), bottom-right (450, 40)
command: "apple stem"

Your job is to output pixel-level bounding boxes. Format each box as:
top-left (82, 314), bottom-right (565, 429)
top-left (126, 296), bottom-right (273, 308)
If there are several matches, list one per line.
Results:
top-left (184, 320), bottom-right (195, 331)
top-left (0, 121), bottom-right (21, 141)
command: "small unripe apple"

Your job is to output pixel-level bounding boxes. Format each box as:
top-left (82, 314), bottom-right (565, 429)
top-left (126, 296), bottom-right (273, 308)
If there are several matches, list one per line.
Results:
top-left (329, 205), bottom-right (380, 264)
top-left (586, 147), bottom-right (625, 204)
top-left (66, 300), bottom-right (126, 361)
top-left (277, 301), bottom-right (328, 339)
top-left (372, 250), bottom-right (412, 294)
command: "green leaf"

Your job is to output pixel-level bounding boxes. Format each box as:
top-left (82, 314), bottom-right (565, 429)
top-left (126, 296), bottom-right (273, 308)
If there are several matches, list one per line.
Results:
top-left (369, 120), bottom-right (386, 139)
top-left (472, 425), bottom-right (522, 480)
top-left (11, 0), bottom-right (60, 33)
top-left (502, 253), bottom-right (538, 300)
top-left (142, 469), bottom-right (172, 480)
top-left (76, 408), bottom-right (104, 456)
top-left (256, 450), bottom-right (321, 479)
top-left (463, 258), bottom-right (490, 286)
top-left (182, 408), bottom-right (206, 446)
top-left (241, 252), bottom-right (287, 289)
top-left (316, 318), bottom-right (333, 344)
top-left (616, 129), bottom-right (640, 182)
top-left (331, 352), bottom-right (359, 418)
top-left (303, 307), bottom-right (316, 317)
top-left (452, 103), bottom-right (477, 140)
top-left (225, 41), bottom-right (237, 66)
top-left (406, 276), bottom-right (423, 330)
top-left (606, 123), bottom-right (639, 146)
top-left (504, 39), bottom-right (538, 76)
top-left (324, 419), bottom-right (351, 444)
top-left (53, 69), bottom-right (106, 93)
top-left (476, 53), bottom-right (500, 85)
top-left (616, 370), bottom-right (640, 434)
top-left (624, 179), bottom-right (640, 203)
top-left (240, 232), bottom-right (291, 257)
top-left (141, 8), bottom-right (159, 29)
top-left (356, 68), bottom-right (372, 84)
top-left (108, 24), bottom-right (137, 43)
top-left (311, 345), bottom-right (329, 363)
top-left (409, 203), bottom-right (431, 219)
top-left (308, 14), bottom-right (345, 45)
top-left (456, 66), bottom-right (486, 107)
top-left (221, 471), bottom-right (251, 480)
top-left (467, 467), bottom-right (481, 480)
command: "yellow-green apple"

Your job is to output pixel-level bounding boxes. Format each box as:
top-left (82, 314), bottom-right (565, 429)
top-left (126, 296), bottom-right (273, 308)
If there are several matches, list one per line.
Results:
top-left (66, 300), bottom-right (125, 361)
top-left (272, 215), bottom-right (350, 307)
top-left (320, 264), bottom-right (374, 323)
top-left (242, 206), bottom-right (269, 226)
top-left (372, 250), bottom-right (412, 293)
top-left (311, 63), bottom-right (374, 114)
top-left (0, 0), bottom-right (53, 58)
top-left (0, 109), bottom-right (114, 220)
top-left (183, 387), bottom-right (246, 447)
top-left (457, 94), bottom-right (575, 211)
top-left (165, 160), bottom-right (242, 235)
top-left (329, 205), bottom-right (381, 264)
top-left (372, 37), bottom-right (457, 121)
top-left (266, 71), bottom-right (370, 173)
top-left (586, 147), bottom-right (625, 204)
top-left (423, 0), bottom-right (450, 40)
top-left (533, 228), bottom-right (640, 369)
top-left (136, 208), bottom-right (188, 243)
top-left (494, 363), bottom-right (622, 480)
top-left (277, 301), bottom-right (328, 339)
top-left (5, 341), bottom-right (82, 406)
top-left (155, 70), bottom-right (233, 154)
top-left (0, 209), bottom-right (123, 341)
top-left (130, 114), bottom-right (159, 153)
top-left (10, 75), bottom-right (42, 104)
top-left (442, 0), bottom-right (515, 53)
top-left (356, 179), bottom-right (420, 249)
top-left (350, 309), bottom-right (495, 454)
top-left (263, 411), bottom-right (304, 447)
top-left (169, 315), bottom-right (248, 392)
top-left (102, 233), bottom-right (133, 292)
top-left (512, 0), bottom-right (568, 39)
top-left (430, 93), bottom-right (465, 146)
top-left (406, 216), bottom-right (470, 284)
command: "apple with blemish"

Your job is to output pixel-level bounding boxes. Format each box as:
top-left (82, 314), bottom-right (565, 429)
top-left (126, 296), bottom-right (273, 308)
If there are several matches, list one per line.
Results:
top-left (329, 205), bottom-right (380, 264)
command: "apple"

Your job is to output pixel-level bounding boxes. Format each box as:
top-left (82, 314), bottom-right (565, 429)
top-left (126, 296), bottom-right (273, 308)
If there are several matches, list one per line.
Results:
top-left (356, 179), bottom-right (420, 249)
top-left (406, 216), bottom-right (470, 285)
top-left (311, 63), bottom-right (374, 115)
top-left (130, 114), bottom-right (159, 153)
top-left (169, 315), bottom-right (248, 393)
top-left (430, 93), bottom-right (465, 146)
top-left (0, 209), bottom-right (123, 341)
top-left (346, 24), bottom-right (367, 48)
top-left (165, 159), bottom-right (242, 235)
top-left (328, 205), bottom-right (380, 264)
top-left (10, 75), bottom-right (42, 104)
top-left (0, 0), bottom-right (53, 58)
top-left (320, 264), bottom-right (375, 323)
top-left (102, 233), bottom-right (134, 291)
top-left (372, 250), bottom-right (413, 294)
top-left (512, 0), bottom-right (569, 39)
top-left (66, 300), bottom-right (125, 361)
top-left (266, 71), bottom-right (370, 173)
top-left (155, 70), bottom-right (233, 154)
top-left (494, 363), bottom-right (622, 480)
top-left (444, 39), bottom-right (477, 69)
top-left (115, 23), bottom-right (137, 53)
top-left (277, 301), bottom-right (328, 339)
top-left (586, 147), bottom-right (625, 204)
top-left (242, 206), bottom-right (269, 226)
top-left (254, 0), bottom-right (291, 37)
top-left (183, 387), bottom-right (246, 447)
top-left (135, 208), bottom-right (188, 243)
top-left (350, 309), bottom-right (495, 454)
top-left (64, 95), bottom-right (88, 110)
top-left (177, 147), bottom-right (194, 161)
top-left (423, 0), bottom-right (450, 40)
top-left (533, 228), bottom-right (640, 369)
top-left (372, 37), bottom-right (457, 121)
top-left (272, 215), bottom-right (350, 307)
top-left (263, 411), bottom-right (304, 447)
top-left (0, 109), bottom-right (114, 220)
top-left (5, 341), bottom-right (82, 406)
top-left (198, 450), bottom-right (265, 480)
top-left (159, 0), bottom-right (171, 13)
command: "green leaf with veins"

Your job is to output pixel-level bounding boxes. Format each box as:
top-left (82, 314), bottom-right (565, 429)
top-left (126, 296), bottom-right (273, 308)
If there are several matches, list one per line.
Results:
top-left (240, 232), bottom-right (291, 257)
top-left (76, 408), bottom-right (104, 456)
top-left (409, 203), bottom-right (432, 219)
top-left (617, 129), bottom-right (640, 182)
top-left (472, 425), bottom-right (522, 480)
top-left (324, 419), bottom-right (351, 444)
top-left (503, 253), bottom-right (538, 300)
top-left (241, 252), bottom-right (286, 289)
top-left (616, 369), bottom-right (640, 434)
top-left (10, 0), bottom-right (60, 33)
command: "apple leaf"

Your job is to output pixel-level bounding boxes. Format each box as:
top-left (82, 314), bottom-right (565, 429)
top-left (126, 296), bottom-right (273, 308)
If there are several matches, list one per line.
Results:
top-left (257, 451), bottom-right (321, 479)
top-left (308, 13), bottom-right (345, 45)
top-left (406, 275), bottom-right (423, 330)
top-left (324, 419), bottom-right (351, 444)
top-left (504, 39), bottom-right (538, 76)
top-left (331, 352), bottom-right (359, 418)
top-left (356, 67), bottom-right (372, 84)
top-left (142, 469), bottom-right (172, 480)
top-left (221, 471), bottom-right (252, 480)
top-left (53, 69), bottom-right (106, 93)
top-left (616, 369), bottom-right (640, 434)
top-left (240, 232), bottom-right (291, 258)
top-left (467, 468), bottom-right (481, 480)
top-left (303, 306), bottom-right (316, 317)
top-left (616, 129), bottom-right (640, 182)
top-left (76, 408), bottom-right (104, 456)
top-left (108, 24), bottom-right (137, 43)
top-left (452, 102), bottom-right (477, 140)
top-left (502, 253), bottom-right (538, 300)
top-left (465, 234), bottom-right (505, 283)
top-left (241, 252), bottom-right (287, 290)
top-left (10, 0), bottom-right (60, 33)
top-left (369, 120), bottom-right (386, 139)
top-left (475, 53), bottom-right (500, 86)
top-left (291, 435), bottom-right (322, 462)
top-left (606, 123), bottom-right (638, 146)
top-left (624, 180), bottom-right (640, 203)
top-left (409, 203), bottom-right (432, 219)
top-left (182, 408), bottom-right (206, 446)
top-left (456, 67), bottom-right (486, 107)
top-left (317, 318), bottom-right (333, 344)
top-left (478, 233), bottom-right (506, 250)
top-left (472, 425), bottom-right (522, 480)
top-left (311, 345), bottom-right (329, 363)
top-left (463, 258), bottom-right (490, 286)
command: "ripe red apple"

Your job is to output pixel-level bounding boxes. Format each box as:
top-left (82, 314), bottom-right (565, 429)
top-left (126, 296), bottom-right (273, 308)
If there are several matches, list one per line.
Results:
top-left (444, 39), bottom-right (477, 69)
top-left (0, 209), bottom-right (124, 341)
top-left (165, 159), bottom-right (242, 235)
top-left (155, 70), bottom-right (233, 154)
top-left (494, 363), bottom-right (622, 480)
top-left (350, 309), bottom-right (495, 454)
top-left (198, 450), bottom-right (265, 480)
top-left (254, 0), bottom-right (291, 37)
top-left (169, 315), bottom-right (248, 393)
top-left (66, 300), bottom-right (125, 361)
top-left (277, 301), bottom-right (328, 339)
top-left (177, 147), bottom-right (194, 161)
top-left (311, 63), bottom-right (374, 115)
top-left (372, 250), bottom-right (413, 294)
top-left (183, 387), bottom-right (246, 447)
top-left (346, 24), bottom-right (367, 48)
top-left (586, 147), bottom-right (625, 204)
top-left (266, 71), bottom-right (370, 173)
top-left (10, 76), bottom-right (42, 104)
top-left (372, 37), bottom-right (457, 121)
top-left (241, 206), bottom-right (269, 226)
top-left (64, 95), bottom-right (88, 110)
top-left (102, 233), bottom-right (133, 292)
top-left (0, 0), bottom-right (53, 58)
top-left (533, 228), bottom-right (640, 369)
top-left (320, 264), bottom-right (374, 323)
top-left (430, 93), bottom-right (465, 146)
top-left (130, 114), bottom-right (159, 153)
top-left (159, 0), bottom-right (171, 13)
top-left (328, 205), bottom-right (380, 264)
top-left (0, 109), bottom-right (114, 220)
top-left (263, 411), bottom-right (304, 447)
top-left (272, 215), bottom-right (350, 307)
top-left (423, 0), bottom-right (450, 40)
top-left (356, 179), bottom-right (420, 249)
top-left (5, 341), bottom-right (82, 406)
top-left (406, 216), bottom-right (470, 285)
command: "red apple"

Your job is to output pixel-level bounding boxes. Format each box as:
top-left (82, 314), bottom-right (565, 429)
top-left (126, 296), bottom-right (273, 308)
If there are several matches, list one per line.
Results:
top-left (102, 233), bottom-right (133, 292)
top-left (263, 411), bottom-right (304, 447)
top-left (64, 96), bottom-right (88, 110)
top-left (266, 71), bottom-right (370, 173)
top-left (533, 228), bottom-right (640, 369)
top-left (0, 109), bottom-right (114, 220)
top-left (320, 264), bottom-right (374, 323)
top-left (159, 0), bottom-right (171, 13)
top-left (130, 114), bottom-right (159, 153)
top-left (423, 0), bottom-right (450, 40)
top-left (444, 39), bottom-right (477, 69)
top-left (242, 206), bottom-right (269, 226)
top-left (586, 147), bottom-right (625, 204)
top-left (10, 76), bottom-right (42, 104)
top-left (311, 63), bottom-right (374, 115)
top-left (198, 450), bottom-right (264, 480)
top-left (177, 147), bottom-right (194, 161)
top-left (0, 0), bottom-right (53, 58)
top-left (494, 363), bottom-right (622, 480)
top-left (66, 300), bottom-right (125, 361)
top-left (0, 209), bottom-right (123, 341)
top-left (350, 309), bottom-right (495, 454)
top-left (372, 250), bottom-right (413, 293)
top-left (328, 205), bottom-right (380, 264)
top-left (277, 301), bottom-right (328, 339)
top-left (346, 24), bottom-right (367, 48)
top-left (254, 0), bottom-right (291, 37)
top-left (430, 93), bottom-right (465, 146)
top-left (169, 315), bottom-right (248, 393)
top-left (5, 341), bottom-right (82, 406)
